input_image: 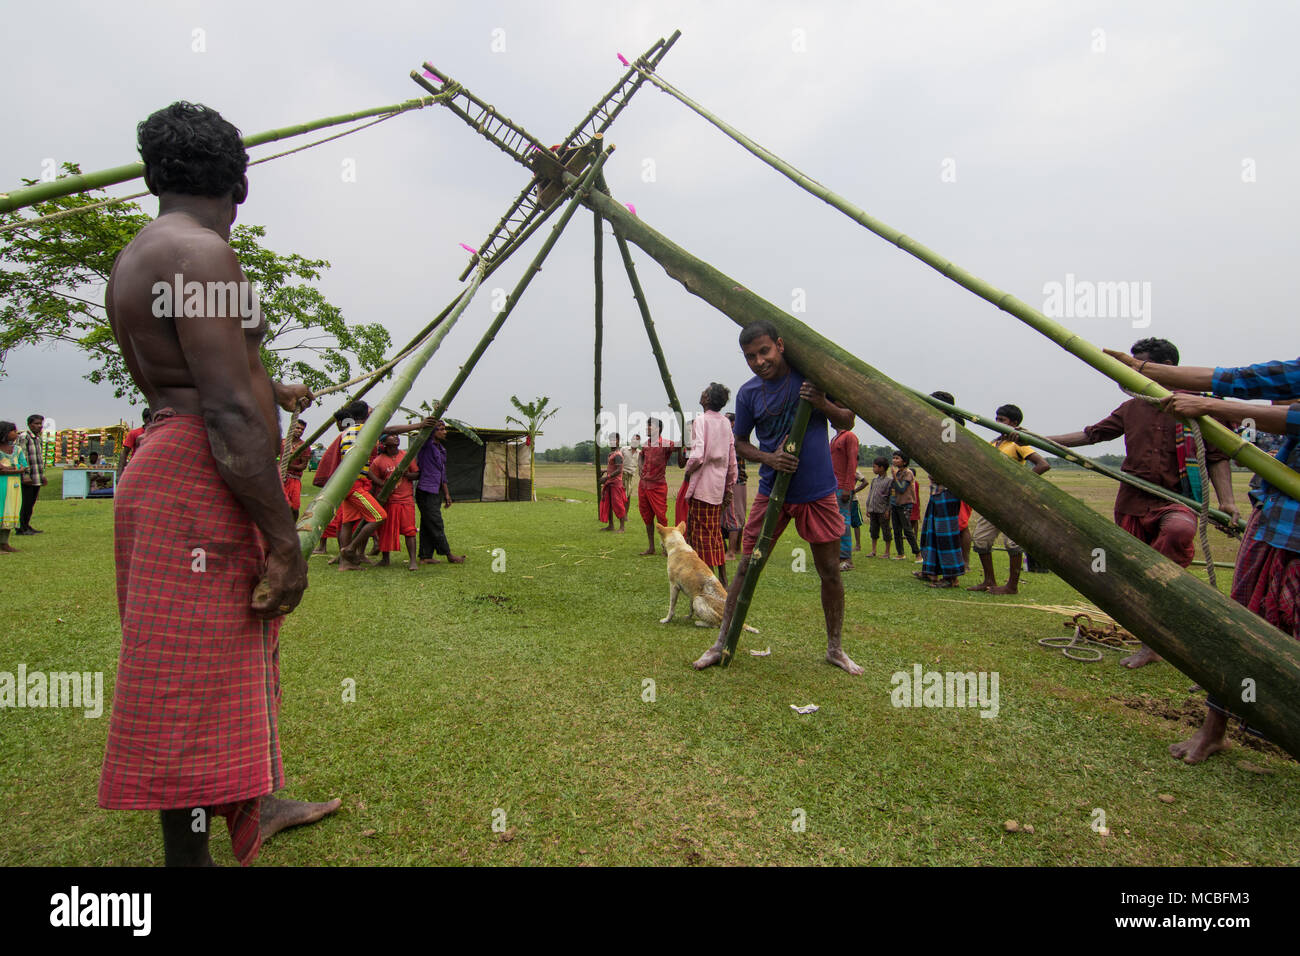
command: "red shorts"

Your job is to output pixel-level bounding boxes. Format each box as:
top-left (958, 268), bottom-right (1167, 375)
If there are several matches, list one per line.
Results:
top-left (742, 492), bottom-right (845, 555)
top-left (283, 475), bottom-right (302, 510)
top-left (339, 478), bottom-right (387, 524)
top-left (639, 481), bottom-right (667, 526)
top-left (377, 497), bottom-right (417, 551)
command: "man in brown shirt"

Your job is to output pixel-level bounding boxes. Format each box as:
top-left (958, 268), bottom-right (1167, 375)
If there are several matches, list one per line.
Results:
top-left (1046, 337), bottom-right (1239, 669)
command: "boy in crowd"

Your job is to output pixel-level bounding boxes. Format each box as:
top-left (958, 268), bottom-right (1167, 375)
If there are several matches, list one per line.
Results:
top-left (863, 456), bottom-right (893, 558)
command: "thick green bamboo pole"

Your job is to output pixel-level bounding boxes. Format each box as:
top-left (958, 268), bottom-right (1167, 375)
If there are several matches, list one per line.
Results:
top-left (594, 209), bottom-right (605, 498)
top-left (625, 64), bottom-right (1299, 499)
top-left (582, 187), bottom-right (1300, 759)
top-left (910, 389), bottom-right (1246, 534)
top-left (297, 268), bottom-right (483, 555)
top-left (376, 146), bottom-right (613, 503)
top-left (0, 97), bottom-right (443, 213)
top-left (720, 400), bottom-right (812, 667)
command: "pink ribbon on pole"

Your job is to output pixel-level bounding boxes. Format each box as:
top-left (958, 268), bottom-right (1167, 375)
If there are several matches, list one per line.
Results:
top-left (617, 53), bottom-right (629, 66)
top-left (625, 203), bottom-right (637, 217)
top-left (422, 67), bottom-right (442, 82)
top-left (459, 243), bottom-right (479, 255)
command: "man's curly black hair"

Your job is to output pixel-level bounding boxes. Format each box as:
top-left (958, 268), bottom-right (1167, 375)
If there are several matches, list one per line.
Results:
top-left (137, 102), bottom-right (248, 200)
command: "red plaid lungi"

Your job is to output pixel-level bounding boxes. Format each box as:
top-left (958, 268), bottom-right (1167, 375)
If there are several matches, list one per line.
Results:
top-left (1231, 509), bottom-right (1300, 639)
top-left (339, 477), bottom-right (386, 524)
top-left (100, 412), bottom-right (283, 866)
top-left (283, 475), bottom-right (301, 511)
top-left (599, 477), bottom-right (628, 523)
top-left (638, 481), bottom-right (667, 526)
top-left (686, 498), bottom-right (726, 566)
top-left (378, 496), bottom-right (417, 551)
top-left (1116, 501), bottom-right (1196, 567)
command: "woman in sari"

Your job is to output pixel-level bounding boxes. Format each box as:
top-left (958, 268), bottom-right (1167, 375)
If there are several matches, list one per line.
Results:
top-left (0, 420), bottom-right (29, 553)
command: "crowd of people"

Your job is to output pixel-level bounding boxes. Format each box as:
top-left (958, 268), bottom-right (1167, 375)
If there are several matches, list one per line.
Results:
top-left (19, 100), bottom-right (1294, 868)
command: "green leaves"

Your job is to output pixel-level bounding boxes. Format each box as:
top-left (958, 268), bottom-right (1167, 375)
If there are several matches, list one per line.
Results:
top-left (0, 163), bottom-right (389, 400)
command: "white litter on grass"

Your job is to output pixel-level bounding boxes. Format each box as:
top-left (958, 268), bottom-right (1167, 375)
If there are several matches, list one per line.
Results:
top-left (790, 703), bottom-right (819, 715)
top-left (749, 647), bottom-right (771, 657)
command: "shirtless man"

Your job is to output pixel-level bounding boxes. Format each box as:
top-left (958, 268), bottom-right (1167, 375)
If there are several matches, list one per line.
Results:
top-left (100, 102), bottom-right (338, 865)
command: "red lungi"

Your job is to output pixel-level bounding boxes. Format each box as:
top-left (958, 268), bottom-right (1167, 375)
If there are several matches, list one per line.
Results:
top-left (674, 478), bottom-right (690, 527)
top-left (638, 481), bottom-right (667, 526)
top-left (283, 475), bottom-right (302, 511)
top-left (339, 478), bottom-right (386, 525)
top-left (1231, 509), bottom-right (1300, 638)
top-left (377, 497), bottom-right (418, 552)
top-left (599, 478), bottom-right (628, 523)
top-left (687, 498), bottom-right (726, 566)
top-left (100, 412), bottom-right (283, 866)
top-left (1116, 501), bottom-right (1196, 567)
top-left (742, 492), bottom-right (844, 555)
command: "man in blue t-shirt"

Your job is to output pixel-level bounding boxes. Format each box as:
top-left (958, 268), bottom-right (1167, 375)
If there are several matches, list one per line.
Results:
top-left (692, 320), bottom-right (863, 675)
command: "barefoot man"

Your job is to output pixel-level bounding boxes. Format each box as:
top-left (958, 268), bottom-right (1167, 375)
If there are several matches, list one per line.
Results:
top-left (1105, 347), bottom-right (1300, 763)
top-left (693, 321), bottom-right (863, 675)
top-left (1044, 337), bottom-right (1239, 668)
top-left (101, 102), bottom-right (339, 865)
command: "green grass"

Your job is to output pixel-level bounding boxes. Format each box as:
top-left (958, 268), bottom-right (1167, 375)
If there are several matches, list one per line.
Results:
top-left (1, 465), bottom-right (1296, 866)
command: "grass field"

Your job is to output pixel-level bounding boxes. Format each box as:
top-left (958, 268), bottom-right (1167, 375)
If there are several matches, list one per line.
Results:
top-left (1, 463), bottom-right (1296, 866)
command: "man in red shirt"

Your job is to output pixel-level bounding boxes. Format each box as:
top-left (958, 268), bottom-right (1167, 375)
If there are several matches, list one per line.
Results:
top-left (1046, 337), bottom-right (1240, 668)
top-left (120, 408), bottom-right (152, 472)
top-left (830, 420), bottom-right (860, 571)
top-left (637, 416), bottom-right (684, 556)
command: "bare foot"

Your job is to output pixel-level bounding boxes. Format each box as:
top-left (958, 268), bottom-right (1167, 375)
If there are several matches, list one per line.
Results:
top-left (639, 548), bottom-right (656, 556)
top-left (446, 554), bottom-right (466, 564)
top-left (827, 649), bottom-right (864, 675)
top-left (967, 581), bottom-right (993, 592)
top-left (379, 555), bottom-right (391, 566)
top-left (421, 557), bottom-right (442, 565)
top-left (692, 646), bottom-right (724, 670)
top-left (311, 547), bottom-right (328, 555)
top-left (338, 551), bottom-right (366, 571)
top-left (925, 579), bottom-right (956, 589)
top-left (1169, 712), bottom-right (1229, 764)
top-left (0, 545), bottom-right (17, 553)
top-left (839, 560), bottom-right (853, 571)
top-left (1120, 645), bottom-right (1163, 669)
top-left (988, 584), bottom-right (1018, 595)
top-left (259, 795), bottom-right (342, 842)
top-left (599, 526), bottom-right (614, 532)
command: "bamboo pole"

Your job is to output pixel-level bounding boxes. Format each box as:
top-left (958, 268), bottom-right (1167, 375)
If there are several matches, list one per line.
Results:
top-left (594, 209), bottom-right (605, 498)
top-left (376, 146), bottom-right (614, 503)
top-left (910, 389), bottom-right (1246, 533)
top-left (0, 97), bottom-right (444, 214)
top-left (581, 187), bottom-right (1300, 760)
top-left (720, 400), bottom-right (813, 667)
top-left (296, 268), bottom-right (483, 555)
top-left (624, 63), bottom-right (1300, 499)
top-left (295, 161), bottom-right (601, 457)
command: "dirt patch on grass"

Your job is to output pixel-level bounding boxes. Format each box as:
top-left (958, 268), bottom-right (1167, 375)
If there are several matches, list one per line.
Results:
top-left (1112, 693), bottom-right (1293, 761)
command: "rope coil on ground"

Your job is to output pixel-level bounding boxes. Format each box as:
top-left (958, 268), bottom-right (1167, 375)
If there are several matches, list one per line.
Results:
top-left (1038, 613), bottom-right (1140, 662)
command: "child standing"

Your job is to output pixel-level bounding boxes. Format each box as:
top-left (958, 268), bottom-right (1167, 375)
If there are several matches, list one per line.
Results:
top-left (863, 456), bottom-right (892, 558)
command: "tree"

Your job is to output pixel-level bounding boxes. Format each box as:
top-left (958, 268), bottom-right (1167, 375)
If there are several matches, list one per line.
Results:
top-left (0, 164), bottom-right (391, 400)
top-left (505, 395), bottom-right (560, 501)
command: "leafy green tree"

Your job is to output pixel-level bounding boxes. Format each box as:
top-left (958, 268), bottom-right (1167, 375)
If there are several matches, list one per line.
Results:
top-left (505, 395), bottom-right (560, 501)
top-left (0, 164), bottom-right (390, 399)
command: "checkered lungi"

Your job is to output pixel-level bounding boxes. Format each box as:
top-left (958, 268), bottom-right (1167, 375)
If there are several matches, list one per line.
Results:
top-left (687, 498), bottom-right (726, 566)
top-left (99, 411), bottom-right (283, 865)
top-left (920, 489), bottom-right (965, 578)
top-left (723, 481), bottom-right (748, 533)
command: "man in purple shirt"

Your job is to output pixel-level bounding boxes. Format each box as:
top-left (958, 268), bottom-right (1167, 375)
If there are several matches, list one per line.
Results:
top-left (414, 420), bottom-right (465, 565)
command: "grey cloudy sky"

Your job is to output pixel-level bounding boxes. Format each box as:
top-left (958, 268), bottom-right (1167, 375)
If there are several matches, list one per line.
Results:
top-left (2, 0), bottom-right (1296, 456)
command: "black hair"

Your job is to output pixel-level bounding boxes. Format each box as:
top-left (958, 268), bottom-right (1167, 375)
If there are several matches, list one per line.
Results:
top-left (1131, 337), bottom-right (1179, 366)
top-left (345, 400), bottom-right (369, 423)
top-left (873, 456), bottom-right (889, 468)
top-left (648, 417), bottom-right (663, 434)
top-left (610, 433), bottom-right (620, 444)
top-left (702, 382), bottom-right (730, 412)
top-left (994, 404), bottom-right (1024, 426)
top-left (0, 421), bottom-right (15, 441)
top-left (739, 320), bottom-right (781, 348)
top-left (138, 102), bottom-right (249, 201)
top-left (892, 452), bottom-right (910, 467)
top-left (141, 408), bottom-right (153, 422)
top-left (930, 390), bottom-right (955, 406)
top-left (26, 414), bottom-right (42, 426)
top-left (292, 418), bottom-right (307, 431)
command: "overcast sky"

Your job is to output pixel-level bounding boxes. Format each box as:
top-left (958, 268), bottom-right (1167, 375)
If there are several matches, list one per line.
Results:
top-left (2, 0), bottom-right (1296, 456)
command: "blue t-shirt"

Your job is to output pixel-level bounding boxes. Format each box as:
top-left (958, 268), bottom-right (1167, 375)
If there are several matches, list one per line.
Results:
top-left (733, 368), bottom-right (837, 504)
